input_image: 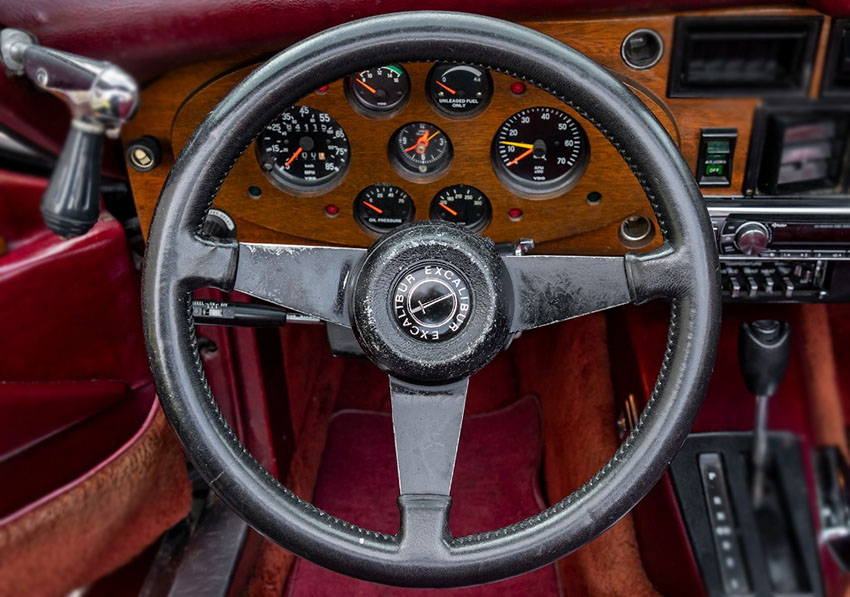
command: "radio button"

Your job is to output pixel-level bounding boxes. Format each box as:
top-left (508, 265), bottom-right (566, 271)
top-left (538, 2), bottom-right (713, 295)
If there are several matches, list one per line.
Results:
top-left (764, 276), bottom-right (775, 294)
top-left (729, 276), bottom-right (742, 298)
top-left (782, 277), bottom-right (795, 298)
top-left (734, 222), bottom-right (770, 256)
top-left (747, 276), bottom-right (759, 297)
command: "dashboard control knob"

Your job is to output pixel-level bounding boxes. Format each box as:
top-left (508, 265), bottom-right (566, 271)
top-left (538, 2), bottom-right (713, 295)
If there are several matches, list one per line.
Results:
top-left (734, 222), bottom-right (770, 256)
top-left (202, 208), bottom-right (237, 240)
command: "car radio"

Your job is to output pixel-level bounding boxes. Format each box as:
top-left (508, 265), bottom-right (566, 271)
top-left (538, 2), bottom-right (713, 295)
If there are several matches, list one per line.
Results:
top-left (708, 201), bottom-right (850, 302)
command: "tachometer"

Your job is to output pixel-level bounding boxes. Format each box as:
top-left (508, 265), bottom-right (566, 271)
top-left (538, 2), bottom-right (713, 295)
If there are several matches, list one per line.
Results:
top-left (491, 107), bottom-right (589, 199)
top-left (255, 105), bottom-right (350, 195)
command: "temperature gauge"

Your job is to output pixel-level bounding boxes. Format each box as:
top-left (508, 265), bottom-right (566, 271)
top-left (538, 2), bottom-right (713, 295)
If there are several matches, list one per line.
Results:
top-left (354, 184), bottom-right (415, 234)
top-left (429, 185), bottom-right (491, 232)
top-left (346, 65), bottom-right (410, 117)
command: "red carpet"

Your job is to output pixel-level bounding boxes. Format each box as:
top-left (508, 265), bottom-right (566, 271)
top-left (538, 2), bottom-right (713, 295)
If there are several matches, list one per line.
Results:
top-left (286, 396), bottom-right (561, 596)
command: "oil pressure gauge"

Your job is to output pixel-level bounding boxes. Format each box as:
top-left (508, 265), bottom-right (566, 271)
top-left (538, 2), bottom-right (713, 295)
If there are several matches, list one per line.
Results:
top-left (354, 184), bottom-right (415, 234)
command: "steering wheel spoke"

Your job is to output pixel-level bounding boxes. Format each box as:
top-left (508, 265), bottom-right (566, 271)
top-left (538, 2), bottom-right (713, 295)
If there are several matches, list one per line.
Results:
top-left (390, 376), bottom-right (468, 497)
top-left (232, 242), bottom-right (366, 327)
top-left (504, 254), bottom-right (633, 332)
top-left (625, 244), bottom-right (696, 303)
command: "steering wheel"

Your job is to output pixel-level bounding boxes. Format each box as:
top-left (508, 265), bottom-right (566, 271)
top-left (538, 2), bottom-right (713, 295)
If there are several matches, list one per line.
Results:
top-left (142, 11), bottom-right (720, 588)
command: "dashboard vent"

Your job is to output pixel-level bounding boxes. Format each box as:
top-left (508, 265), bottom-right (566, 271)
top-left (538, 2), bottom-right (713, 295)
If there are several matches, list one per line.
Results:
top-left (668, 17), bottom-right (822, 98)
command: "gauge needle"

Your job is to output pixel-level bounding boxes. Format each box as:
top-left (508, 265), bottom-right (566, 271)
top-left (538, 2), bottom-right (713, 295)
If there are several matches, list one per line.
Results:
top-left (435, 80), bottom-right (456, 95)
top-left (508, 148), bottom-right (533, 166)
top-left (410, 292), bottom-right (453, 315)
top-left (500, 141), bottom-right (534, 149)
top-left (405, 129), bottom-right (440, 152)
top-left (355, 78), bottom-right (377, 94)
top-left (284, 147), bottom-right (303, 167)
top-left (362, 201), bottom-right (383, 214)
top-left (438, 202), bottom-right (458, 216)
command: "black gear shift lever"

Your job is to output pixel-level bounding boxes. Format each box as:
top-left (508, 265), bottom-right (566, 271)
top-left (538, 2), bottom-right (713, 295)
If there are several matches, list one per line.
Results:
top-left (738, 320), bottom-right (791, 506)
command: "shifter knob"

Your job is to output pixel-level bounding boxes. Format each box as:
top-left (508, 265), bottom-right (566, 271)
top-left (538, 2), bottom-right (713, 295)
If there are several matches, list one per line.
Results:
top-left (40, 122), bottom-right (103, 238)
top-left (1, 28), bottom-right (138, 238)
top-left (738, 320), bottom-right (791, 399)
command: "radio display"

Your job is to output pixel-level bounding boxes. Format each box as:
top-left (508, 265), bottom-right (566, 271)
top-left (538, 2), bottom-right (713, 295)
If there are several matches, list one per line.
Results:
top-left (769, 222), bottom-right (850, 246)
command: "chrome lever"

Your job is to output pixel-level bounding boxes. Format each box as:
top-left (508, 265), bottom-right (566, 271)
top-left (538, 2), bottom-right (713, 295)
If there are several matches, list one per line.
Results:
top-left (1, 28), bottom-right (139, 237)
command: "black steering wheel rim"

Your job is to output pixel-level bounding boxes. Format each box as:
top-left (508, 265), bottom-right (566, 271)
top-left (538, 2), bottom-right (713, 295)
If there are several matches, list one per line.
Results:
top-left (143, 11), bottom-right (720, 587)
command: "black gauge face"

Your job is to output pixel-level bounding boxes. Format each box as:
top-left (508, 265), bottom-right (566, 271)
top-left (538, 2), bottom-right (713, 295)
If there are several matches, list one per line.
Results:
top-left (389, 122), bottom-right (453, 181)
top-left (429, 185), bottom-right (492, 232)
top-left (354, 184), bottom-right (415, 234)
top-left (426, 64), bottom-right (493, 118)
top-left (347, 65), bottom-right (410, 116)
top-left (255, 105), bottom-right (350, 195)
top-left (491, 107), bottom-right (590, 199)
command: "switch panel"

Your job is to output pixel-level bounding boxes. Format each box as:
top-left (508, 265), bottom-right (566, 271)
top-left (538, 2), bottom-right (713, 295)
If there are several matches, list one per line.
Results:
top-left (698, 128), bottom-right (737, 187)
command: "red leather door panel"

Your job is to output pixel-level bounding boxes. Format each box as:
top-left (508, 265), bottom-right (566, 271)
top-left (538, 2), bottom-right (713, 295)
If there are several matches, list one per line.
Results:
top-left (0, 170), bottom-right (154, 517)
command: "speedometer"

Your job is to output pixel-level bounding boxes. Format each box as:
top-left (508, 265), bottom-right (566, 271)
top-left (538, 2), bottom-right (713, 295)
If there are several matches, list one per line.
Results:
top-left (491, 107), bottom-right (589, 199)
top-left (255, 105), bottom-right (350, 195)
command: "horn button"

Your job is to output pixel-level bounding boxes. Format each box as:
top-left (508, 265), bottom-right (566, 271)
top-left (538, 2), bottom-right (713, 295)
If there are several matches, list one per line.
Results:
top-left (393, 263), bottom-right (471, 342)
top-left (352, 221), bottom-right (511, 384)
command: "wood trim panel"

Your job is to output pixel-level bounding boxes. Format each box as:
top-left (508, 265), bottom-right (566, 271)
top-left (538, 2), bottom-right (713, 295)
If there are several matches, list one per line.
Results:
top-left (122, 6), bottom-right (831, 255)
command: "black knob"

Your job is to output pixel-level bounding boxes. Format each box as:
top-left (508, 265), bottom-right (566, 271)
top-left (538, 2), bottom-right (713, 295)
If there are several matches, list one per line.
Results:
top-left (40, 122), bottom-right (103, 238)
top-left (738, 320), bottom-right (791, 398)
top-left (201, 208), bottom-right (237, 240)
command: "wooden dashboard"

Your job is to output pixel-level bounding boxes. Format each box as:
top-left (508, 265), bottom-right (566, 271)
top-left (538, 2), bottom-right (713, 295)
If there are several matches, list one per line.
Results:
top-left (122, 5), bottom-right (834, 255)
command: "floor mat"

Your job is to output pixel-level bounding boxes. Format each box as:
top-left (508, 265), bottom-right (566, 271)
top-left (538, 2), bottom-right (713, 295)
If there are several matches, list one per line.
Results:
top-left (285, 395), bottom-right (560, 596)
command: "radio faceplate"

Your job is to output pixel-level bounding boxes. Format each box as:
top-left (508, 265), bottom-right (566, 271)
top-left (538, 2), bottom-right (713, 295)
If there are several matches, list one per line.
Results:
top-left (707, 200), bottom-right (850, 301)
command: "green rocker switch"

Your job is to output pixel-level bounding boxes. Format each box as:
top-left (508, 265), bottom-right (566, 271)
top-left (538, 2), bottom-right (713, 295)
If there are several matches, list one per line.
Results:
top-left (697, 128), bottom-right (737, 188)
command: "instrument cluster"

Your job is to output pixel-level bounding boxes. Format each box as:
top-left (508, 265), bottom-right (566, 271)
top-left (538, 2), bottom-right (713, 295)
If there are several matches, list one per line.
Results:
top-left (253, 63), bottom-right (592, 237)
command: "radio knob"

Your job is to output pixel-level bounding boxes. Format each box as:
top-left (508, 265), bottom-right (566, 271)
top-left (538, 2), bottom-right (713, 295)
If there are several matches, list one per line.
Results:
top-left (734, 222), bottom-right (770, 256)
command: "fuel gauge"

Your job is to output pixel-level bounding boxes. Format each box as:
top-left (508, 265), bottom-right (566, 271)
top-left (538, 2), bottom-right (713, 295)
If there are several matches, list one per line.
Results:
top-left (426, 64), bottom-right (493, 118)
